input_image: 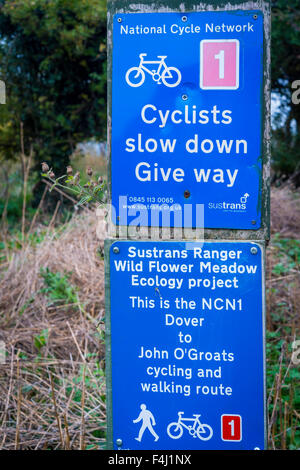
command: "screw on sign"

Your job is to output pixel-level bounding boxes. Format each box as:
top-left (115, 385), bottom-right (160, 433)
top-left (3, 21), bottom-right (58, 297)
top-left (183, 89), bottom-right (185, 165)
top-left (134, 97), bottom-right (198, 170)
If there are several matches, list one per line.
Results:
top-left (221, 414), bottom-right (242, 442)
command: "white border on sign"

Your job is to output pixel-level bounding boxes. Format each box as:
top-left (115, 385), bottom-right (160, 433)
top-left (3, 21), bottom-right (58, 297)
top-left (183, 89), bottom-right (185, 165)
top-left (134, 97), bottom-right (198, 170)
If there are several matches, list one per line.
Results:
top-left (220, 414), bottom-right (243, 442)
top-left (200, 39), bottom-right (240, 90)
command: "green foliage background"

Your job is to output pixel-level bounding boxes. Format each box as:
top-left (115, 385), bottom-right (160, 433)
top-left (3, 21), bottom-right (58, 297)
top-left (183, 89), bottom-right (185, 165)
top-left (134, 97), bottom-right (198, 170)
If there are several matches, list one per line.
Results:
top-left (271, 0), bottom-right (300, 180)
top-left (0, 0), bottom-right (107, 184)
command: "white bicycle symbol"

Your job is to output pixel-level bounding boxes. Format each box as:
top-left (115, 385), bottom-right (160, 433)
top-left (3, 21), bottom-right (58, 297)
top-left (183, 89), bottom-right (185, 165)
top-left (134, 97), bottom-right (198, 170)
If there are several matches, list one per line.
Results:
top-left (167, 412), bottom-right (213, 441)
top-left (125, 53), bottom-right (181, 88)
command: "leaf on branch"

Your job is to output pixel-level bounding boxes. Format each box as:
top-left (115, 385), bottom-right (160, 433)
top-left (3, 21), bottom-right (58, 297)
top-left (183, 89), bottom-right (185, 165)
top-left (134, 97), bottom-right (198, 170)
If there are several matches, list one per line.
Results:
top-left (76, 195), bottom-right (93, 207)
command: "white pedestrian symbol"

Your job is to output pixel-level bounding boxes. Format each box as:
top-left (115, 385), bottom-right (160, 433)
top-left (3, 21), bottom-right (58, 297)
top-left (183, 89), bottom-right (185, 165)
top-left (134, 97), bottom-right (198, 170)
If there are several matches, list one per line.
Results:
top-left (125, 53), bottom-right (181, 88)
top-left (133, 404), bottom-right (159, 442)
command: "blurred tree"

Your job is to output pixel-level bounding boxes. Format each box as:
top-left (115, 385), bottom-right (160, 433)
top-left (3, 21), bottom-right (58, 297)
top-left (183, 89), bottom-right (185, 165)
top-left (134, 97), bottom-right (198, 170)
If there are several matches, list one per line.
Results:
top-left (0, 0), bottom-right (107, 203)
top-left (272, 0), bottom-right (300, 183)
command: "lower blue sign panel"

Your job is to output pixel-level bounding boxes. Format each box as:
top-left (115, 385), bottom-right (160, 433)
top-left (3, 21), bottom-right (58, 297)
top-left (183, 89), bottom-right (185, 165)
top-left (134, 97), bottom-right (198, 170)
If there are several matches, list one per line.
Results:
top-left (107, 241), bottom-right (266, 450)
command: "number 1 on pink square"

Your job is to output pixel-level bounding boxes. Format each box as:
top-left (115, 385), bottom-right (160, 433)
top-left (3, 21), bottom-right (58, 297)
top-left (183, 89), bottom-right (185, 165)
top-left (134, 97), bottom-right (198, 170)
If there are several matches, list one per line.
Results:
top-left (200, 39), bottom-right (240, 90)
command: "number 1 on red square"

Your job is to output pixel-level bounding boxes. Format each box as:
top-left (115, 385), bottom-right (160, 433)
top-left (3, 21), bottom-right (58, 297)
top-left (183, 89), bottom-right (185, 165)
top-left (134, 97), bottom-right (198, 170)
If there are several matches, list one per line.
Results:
top-left (221, 414), bottom-right (242, 442)
top-left (200, 39), bottom-right (240, 90)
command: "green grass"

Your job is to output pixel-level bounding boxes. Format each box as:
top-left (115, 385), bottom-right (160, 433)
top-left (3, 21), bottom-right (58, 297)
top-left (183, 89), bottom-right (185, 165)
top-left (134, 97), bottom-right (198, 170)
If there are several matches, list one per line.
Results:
top-left (40, 267), bottom-right (78, 305)
top-left (272, 235), bottom-right (300, 276)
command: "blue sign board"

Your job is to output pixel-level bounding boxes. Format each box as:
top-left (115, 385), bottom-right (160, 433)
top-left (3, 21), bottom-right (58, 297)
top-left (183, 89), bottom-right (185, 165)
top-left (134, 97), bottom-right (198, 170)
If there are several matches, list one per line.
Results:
top-left (108, 241), bottom-right (266, 450)
top-left (111, 11), bottom-right (264, 229)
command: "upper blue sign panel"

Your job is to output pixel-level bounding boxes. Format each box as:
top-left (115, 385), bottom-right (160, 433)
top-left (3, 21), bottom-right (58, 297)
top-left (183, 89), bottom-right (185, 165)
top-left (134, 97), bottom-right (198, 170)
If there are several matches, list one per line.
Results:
top-left (112, 11), bottom-right (264, 229)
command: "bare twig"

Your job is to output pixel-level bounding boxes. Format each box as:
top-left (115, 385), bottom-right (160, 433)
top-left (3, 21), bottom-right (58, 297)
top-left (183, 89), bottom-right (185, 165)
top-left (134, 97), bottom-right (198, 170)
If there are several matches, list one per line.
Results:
top-left (80, 363), bottom-right (86, 451)
top-left (50, 372), bottom-right (64, 449)
top-left (268, 342), bottom-right (286, 446)
top-left (28, 185), bottom-right (49, 234)
top-left (15, 355), bottom-right (21, 449)
top-left (20, 123), bottom-right (33, 244)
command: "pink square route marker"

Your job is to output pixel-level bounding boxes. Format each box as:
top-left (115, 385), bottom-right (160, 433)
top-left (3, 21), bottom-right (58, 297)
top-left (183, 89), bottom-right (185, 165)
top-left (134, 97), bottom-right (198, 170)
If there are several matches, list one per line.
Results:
top-left (200, 39), bottom-right (240, 90)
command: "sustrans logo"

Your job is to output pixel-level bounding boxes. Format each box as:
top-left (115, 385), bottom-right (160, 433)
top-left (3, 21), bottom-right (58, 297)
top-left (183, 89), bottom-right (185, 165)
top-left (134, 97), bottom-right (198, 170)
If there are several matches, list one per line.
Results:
top-left (208, 193), bottom-right (250, 212)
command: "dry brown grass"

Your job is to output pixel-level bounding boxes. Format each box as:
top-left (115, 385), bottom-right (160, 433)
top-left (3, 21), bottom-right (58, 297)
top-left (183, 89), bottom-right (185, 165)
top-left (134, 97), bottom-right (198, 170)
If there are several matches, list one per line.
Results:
top-left (268, 185), bottom-right (300, 333)
top-left (71, 148), bottom-right (107, 179)
top-left (0, 209), bottom-right (107, 449)
top-left (271, 184), bottom-right (300, 238)
top-left (0, 184), bottom-right (299, 449)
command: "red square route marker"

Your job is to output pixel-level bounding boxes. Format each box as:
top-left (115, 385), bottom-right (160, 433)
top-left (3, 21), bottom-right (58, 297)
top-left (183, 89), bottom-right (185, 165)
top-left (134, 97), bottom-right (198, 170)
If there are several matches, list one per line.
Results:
top-left (200, 39), bottom-right (240, 90)
top-left (221, 414), bottom-right (242, 442)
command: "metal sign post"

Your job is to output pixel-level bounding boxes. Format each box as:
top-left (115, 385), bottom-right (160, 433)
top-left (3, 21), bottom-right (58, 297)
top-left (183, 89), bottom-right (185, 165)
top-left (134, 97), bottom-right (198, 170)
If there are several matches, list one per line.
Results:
top-left (106, 0), bottom-right (270, 451)
top-left (107, 0), bottom-right (271, 240)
